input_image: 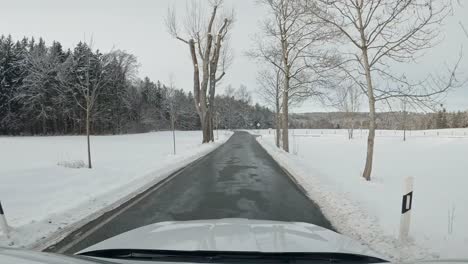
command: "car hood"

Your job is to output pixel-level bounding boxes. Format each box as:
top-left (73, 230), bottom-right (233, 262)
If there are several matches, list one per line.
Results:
top-left (0, 247), bottom-right (108, 264)
top-left (79, 218), bottom-right (382, 258)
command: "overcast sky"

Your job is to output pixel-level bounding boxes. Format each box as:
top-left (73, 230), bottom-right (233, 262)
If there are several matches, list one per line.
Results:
top-left (1, 0), bottom-right (467, 112)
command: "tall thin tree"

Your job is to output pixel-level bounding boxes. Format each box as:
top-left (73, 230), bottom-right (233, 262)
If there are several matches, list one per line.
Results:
top-left (59, 42), bottom-right (114, 169)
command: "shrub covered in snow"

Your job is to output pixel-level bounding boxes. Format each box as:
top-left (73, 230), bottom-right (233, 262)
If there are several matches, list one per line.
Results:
top-left (57, 160), bottom-right (86, 169)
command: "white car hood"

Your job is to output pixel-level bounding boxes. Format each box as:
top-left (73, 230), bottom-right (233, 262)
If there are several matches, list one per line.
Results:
top-left (79, 218), bottom-right (381, 258)
top-left (0, 247), bottom-right (102, 264)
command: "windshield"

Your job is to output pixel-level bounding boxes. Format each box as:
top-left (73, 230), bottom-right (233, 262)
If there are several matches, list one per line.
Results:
top-left (0, 0), bottom-right (467, 263)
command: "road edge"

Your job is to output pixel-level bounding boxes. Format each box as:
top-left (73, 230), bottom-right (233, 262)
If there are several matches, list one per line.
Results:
top-left (30, 133), bottom-right (233, 252)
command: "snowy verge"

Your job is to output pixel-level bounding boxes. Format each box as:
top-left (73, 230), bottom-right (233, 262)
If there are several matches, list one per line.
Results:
top-left (254, 134), bottom-right (432, 262)
top-left (0, 131), bottom-right (232, 250)
top-left (253, 129), bottom-right (468, 260)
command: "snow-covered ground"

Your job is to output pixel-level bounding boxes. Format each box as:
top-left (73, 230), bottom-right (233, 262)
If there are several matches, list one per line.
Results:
top-left (0, 131), bottom-right (232, 249)
top-left (254, 128), bottom-right (468, 261)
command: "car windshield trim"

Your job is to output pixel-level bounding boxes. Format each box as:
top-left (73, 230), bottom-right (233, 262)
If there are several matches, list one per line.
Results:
top-left (78, 249), bottom-right (388, 263)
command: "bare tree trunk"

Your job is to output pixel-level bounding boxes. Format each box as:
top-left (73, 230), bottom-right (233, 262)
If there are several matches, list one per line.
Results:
top-left (188, 39), bottom-right (210, 144)
top-left (276, 113), bottom-right (281, 148)
top-left (42, 118), bottom-right (47, 135)
top-left (357, 4), bottom-right (376, 181)
top-left (201, 115), bottom-right (210, 142)
top-left (86, 105), bottom-right (92, 169)
top-left (275, 92), bottom-right (281, 148)
top-left (362, 52), bottom-right (376, 181)
top-left (216, 114), bottom-right (219, 140)
top-left (363, 107), bottom-right (375, 181)
top-left (209, 114), bottom-right (214, 142)
top-left (403, 106), bottom-right (407, 141)
top-left (172, 117), bottom-right (176, 155)
top-left (403, 113), bottom-right (407, 141)
top-left (282, 84), bottom-right (289, 152)
top-left (201, 113), bottom-right (210, 143)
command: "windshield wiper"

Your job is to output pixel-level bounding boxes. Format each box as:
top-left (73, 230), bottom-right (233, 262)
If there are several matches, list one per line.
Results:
top-left (78, 249), bottom-right (388, 263)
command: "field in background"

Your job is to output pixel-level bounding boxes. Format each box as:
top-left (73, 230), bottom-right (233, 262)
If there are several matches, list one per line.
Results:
top-left (0, 131), bottom-right (232, 248)
top-left (254, 128), bottom-right (468, 259)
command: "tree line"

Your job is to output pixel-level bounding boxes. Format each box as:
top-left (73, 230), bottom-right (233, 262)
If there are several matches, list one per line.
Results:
top-left (0, 35), bottom-right (273, 137)
top-left (289, 110), bottom-right (468, 131)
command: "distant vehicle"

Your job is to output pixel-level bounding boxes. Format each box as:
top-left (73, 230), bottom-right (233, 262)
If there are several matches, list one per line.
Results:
top-left (1, 218), bottom-right (389, 264)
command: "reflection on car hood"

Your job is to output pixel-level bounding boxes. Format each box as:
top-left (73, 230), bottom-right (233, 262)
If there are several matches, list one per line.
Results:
top-left (79, 218), bottom-right (381, 257)
top-left (0, 247), bottom-right (105, 264)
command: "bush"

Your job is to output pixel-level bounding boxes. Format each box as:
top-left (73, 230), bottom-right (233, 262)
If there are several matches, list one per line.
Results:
top-left (57, 160), bottom-right (86, 169)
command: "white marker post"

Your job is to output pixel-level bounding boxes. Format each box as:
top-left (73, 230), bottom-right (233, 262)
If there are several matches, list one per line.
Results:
top-left (399, 177), bottom-right (414, 241)
top-left (0, 201), bottom-right (10, 239)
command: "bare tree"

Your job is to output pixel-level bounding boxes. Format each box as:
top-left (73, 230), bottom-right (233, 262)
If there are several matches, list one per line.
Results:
top-left (305, 0), bottom-right (462, 180)
top-left (400, 98), bottom-right (409, 141)
top-left (455, 1), bottom-right (468, 39)
top-left (249, 0), bottom-right (335, 152)
top-left (59, 42), bottom-right (114, 169)
top-left (257, 68), bottom-right (283, 147)
top-left (461, 22), bottom-right (468, 39)
top-left (257, 67), bottom-right (308, 147)
top-left (165, 77), bottom-right (178, 155)
top-left (335, 83), bottom-right (361, 139)
top-left (166, 0), bottom-right (234, 143)
top-left (235, 84), bottom-right (252, 105)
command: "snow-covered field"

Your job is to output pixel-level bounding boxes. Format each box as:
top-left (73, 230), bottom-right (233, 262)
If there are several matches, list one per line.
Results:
top-left (0, 131), bottom-right (232, 249)
top-left (254, 129), bottom-right (468, 261)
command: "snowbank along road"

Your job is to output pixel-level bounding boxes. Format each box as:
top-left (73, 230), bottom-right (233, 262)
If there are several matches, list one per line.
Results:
top-left (46, 131), bottom-right (333, 253)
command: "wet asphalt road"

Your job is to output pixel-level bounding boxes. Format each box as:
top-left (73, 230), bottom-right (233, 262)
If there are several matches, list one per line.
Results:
top-left (48, 131), bottom-right (333, 254)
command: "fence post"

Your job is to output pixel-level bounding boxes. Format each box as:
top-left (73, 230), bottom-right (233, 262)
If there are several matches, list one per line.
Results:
top-left (399, 177), bottom-right (414, 241)
top-left (0, 201), bottom-right (10, 239)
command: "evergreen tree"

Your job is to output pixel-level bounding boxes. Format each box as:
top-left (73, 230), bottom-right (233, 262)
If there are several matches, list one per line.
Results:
top-left (0, 35), bottom-right (26, 133)
top-left (0, 35), bottom-right (274, 135)
top-left (436, 107), bottom-right (448, 129)
top-left (451, 111), bottom-right (464, 128)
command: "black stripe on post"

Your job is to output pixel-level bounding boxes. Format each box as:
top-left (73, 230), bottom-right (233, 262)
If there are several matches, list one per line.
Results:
top-left (0, 201), bottom-right (4, 215)
top-left (401, 192), bottom-right (413, 214)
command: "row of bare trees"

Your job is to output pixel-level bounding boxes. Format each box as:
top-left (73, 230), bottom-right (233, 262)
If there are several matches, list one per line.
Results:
top-left (249, 0), bottom-right (336, 152)
top-left (252, 0), bottom-right (463, 181)
top-left (165, 0), bottom-right (462, 181)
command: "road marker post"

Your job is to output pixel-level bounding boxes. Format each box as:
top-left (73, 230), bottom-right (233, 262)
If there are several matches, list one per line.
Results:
top-left (399, 177), bottom-right (414, 241)
top-left (0, 201), bottom-right (10, 239)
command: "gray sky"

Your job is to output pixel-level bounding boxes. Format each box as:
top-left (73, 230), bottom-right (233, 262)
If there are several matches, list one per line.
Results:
top-left (1, 0), bottom-right (467, 112)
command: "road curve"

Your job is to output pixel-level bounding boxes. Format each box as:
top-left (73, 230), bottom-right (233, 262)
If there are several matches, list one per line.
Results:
top-left (47, 131), bottom-right (333, 254)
